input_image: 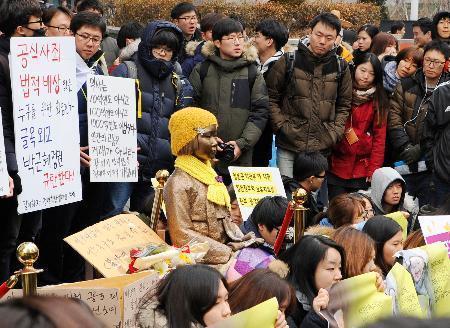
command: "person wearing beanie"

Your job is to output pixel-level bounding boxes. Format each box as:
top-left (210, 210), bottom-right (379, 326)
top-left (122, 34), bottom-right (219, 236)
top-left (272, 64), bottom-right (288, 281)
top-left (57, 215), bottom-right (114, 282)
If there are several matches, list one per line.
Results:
top-left (163, 107), bottom-right (258, 265)
top-left (282, 152), bottom-right (329, 228)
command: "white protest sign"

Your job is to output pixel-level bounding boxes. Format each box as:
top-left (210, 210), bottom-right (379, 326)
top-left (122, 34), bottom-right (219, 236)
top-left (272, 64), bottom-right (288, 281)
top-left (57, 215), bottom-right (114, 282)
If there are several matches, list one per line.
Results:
top-left (419, 215), bottom-right (450, 258)
top-left (87, 75), bottom-right (137, 182)
top-left (229, 166), bottom-right (286, 221)
top-left (0, 111), bottom-right (9, 196)
top-left (9, 37), bottom-right (81, 213)
top-left (4, 287), bottom-right (121, 327)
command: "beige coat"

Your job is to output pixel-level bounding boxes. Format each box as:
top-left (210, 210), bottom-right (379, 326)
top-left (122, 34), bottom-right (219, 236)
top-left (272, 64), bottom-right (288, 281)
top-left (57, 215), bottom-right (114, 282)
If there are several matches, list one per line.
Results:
top-left (163, 168), bottom-right (251, 264)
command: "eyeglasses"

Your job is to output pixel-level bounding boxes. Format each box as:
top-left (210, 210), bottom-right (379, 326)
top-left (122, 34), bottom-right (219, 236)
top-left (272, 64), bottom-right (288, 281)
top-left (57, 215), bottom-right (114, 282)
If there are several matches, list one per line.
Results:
top-left (423, 58), bottom-right (445, 67)
top-left (27, 19), bottom-right (43, 25)
top-left (47, 25), bottom-right (71, 34)
top-left (177, 15), bottom-right (198, 22)
top-left (363, 208), bottom-right (375, 219)
top-left (314, 174), bottom-right (326, 179)
top-left (75, 33), bottom-right (102, 45)
top-left (152, 46), bottom-right (173, 55)
top-left (222, 34), bottom-right (245, 43)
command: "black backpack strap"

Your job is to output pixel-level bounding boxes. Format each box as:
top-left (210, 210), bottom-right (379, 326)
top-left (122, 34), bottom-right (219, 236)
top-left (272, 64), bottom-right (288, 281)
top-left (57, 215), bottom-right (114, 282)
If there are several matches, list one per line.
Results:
top-left (283, 51), bottom-right (296, 92)
top-left (199, 61), bottom-right (211, 83)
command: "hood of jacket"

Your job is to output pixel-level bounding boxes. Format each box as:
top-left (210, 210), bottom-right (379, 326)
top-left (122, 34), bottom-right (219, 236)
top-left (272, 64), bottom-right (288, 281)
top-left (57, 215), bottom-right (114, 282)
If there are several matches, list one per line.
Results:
top-left (297, 36), bottom-right (338, 64)
top-left (370, 167), bottom-right (406, 214)
top-left (256, 49), bottom-right (284, 74)
top-left (201, 40), bottom-right (258, 72)
top-left (119, 38), bottom-right (140, 62)
top-left (185, 40), bottom-right (203, 57)
top-left (138, 20), bottom-right (183, 62)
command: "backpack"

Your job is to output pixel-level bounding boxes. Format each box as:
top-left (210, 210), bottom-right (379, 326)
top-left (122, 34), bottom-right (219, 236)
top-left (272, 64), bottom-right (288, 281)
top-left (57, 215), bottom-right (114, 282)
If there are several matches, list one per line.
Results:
top-left (283, 50), bottom-right (346, 92)
top-left (123, 60), bottom-right (185, 108)
top-left (198, 60), bottom-right (258, 92)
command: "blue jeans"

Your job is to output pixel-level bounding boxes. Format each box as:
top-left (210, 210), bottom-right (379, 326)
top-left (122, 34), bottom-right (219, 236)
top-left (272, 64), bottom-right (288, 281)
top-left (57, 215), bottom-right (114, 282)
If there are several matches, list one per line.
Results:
top-left (106, 180), bottom-right (155, 217)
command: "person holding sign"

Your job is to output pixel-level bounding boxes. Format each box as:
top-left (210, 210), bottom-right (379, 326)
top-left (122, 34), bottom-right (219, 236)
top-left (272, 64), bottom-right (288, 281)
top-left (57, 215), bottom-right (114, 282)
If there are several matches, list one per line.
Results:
top-left (164, 107), bottom-right (258, 264)
top-left (110, 20), bottom-right (193, 216)
top-left (0, 0), bottom-right (46, 282)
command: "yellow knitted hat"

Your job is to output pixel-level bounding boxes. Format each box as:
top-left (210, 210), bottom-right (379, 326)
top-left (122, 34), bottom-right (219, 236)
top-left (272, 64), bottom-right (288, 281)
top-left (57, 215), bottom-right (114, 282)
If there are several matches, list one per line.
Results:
top-left (169, 107), bottom-right (218, 156)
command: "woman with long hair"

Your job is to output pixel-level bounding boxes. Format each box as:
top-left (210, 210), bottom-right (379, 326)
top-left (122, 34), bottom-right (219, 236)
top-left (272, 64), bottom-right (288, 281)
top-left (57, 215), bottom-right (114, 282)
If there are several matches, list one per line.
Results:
top-left (362, 216), bottom-right (404, 277)
top-left (279, 235), bottom-right (346, 326)
top-left (354, 24), bottom-right (379, 60)
top-left (136, 265), bottom-right (231, 328)
top-left (328, 53), bottom-right (389, 200)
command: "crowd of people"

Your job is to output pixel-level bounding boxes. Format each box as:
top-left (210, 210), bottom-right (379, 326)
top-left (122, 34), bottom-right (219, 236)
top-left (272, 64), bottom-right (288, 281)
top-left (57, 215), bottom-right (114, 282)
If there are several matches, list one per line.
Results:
top-left (0, 0), bottom-right (450, 327)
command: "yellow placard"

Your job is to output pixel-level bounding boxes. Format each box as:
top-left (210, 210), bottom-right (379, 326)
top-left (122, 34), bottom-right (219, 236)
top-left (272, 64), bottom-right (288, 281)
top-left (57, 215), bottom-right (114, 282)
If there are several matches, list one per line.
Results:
top-left (64, 214), bottom-right (165, 277)
top-left (212, 297), bottom-right (278, 328)
top-left (386, 263), bottom-right (425, 318)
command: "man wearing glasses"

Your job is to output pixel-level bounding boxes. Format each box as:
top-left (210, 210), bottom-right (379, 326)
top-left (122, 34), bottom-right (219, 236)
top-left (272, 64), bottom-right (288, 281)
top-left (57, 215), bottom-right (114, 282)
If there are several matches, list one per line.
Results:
top-left (422, 44), bottom-right (450, 208)
top-left (171, 2), bottom-right (202, 64)
top-left (389, 41), bottom-right (450, 208)
top-left (0, 0), bottom-right (45, 282)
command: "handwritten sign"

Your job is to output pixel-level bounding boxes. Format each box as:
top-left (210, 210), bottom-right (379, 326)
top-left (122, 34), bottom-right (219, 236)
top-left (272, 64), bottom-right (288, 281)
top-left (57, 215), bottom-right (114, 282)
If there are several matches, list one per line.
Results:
top-left (229, 166), bottom-right (286, 221)
top-left (87, 75), bottom-right (137, 182)
top-left (419, 215), bottom-right (450, 258)
top-left (9, 37), bottom-right (81, 213)
top-left (64, 214), bottom-right (165, 277)
top-left (4, 287), bottom-right (121, 327)
top-left (0, 111), bottom-right (9, 196)
top-left (123, 272), bottom-right (160, 327)
top-left (386, 263), bottom-right (425, 317)
top-left (3, 270), bottom-right (160, 327)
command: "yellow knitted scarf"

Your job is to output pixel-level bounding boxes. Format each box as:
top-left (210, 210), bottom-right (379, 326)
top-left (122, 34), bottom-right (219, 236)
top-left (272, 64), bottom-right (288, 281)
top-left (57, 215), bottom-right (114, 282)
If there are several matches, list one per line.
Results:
top-left (175, 155), bottom-right (230, 209)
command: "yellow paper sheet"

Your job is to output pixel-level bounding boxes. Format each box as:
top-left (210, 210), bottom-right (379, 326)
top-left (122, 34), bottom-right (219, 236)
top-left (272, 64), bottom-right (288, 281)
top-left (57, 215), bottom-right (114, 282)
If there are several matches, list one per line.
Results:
top-left (64, 214), bottom-right (165, 277)
top-left (420, 243), bottom-right (450, 316)
top-left (387, 263), bottom-right (424, 318)
top-left (327, 272), bottom-right (393, 328)
top-left (212, 297), bottom-right (279, 328)
top-left (386, 212), bottom-right (408, 241)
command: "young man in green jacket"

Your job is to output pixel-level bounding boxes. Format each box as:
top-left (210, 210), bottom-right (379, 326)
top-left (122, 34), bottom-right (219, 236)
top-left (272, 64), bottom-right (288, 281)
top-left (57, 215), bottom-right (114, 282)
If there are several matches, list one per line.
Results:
top-left (189, 18), bottom-right (269, 182)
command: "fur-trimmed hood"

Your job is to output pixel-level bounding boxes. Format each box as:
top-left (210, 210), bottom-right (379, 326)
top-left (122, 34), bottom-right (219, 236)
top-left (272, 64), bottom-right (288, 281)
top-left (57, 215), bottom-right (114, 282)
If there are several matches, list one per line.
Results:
top-left (185, 40), bottom-right (202, 57)
top-left (201, 40), bottom-right (258, 62)
top-left (119, 38), bottom-right (141, 62)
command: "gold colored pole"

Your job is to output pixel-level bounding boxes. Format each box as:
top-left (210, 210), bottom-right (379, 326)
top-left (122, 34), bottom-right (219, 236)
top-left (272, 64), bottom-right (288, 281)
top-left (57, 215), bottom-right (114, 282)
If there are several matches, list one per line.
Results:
top-left (149, 170), bottom-right (170, 231)
top-left (16, 242), bottom-right (42, 296)
top-left (292, 188), bottom-right (308, 243)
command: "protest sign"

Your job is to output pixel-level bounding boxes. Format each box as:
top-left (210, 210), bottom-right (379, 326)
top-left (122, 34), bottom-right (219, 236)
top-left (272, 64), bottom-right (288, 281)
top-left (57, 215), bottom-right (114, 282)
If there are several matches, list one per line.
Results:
top-left (229, 166), bottom-right (286, 221)
top-left (320, 272), bottom-right (392, 328)
top-left (9, 37), bottom-right (81, 213)
top-left (421, 243), bottom-right (450, 316)
top-left (419, 215), bottom-right (450, 258)
top-left (64, 214), bottom-right (165, 277)
top-left (3, 270), bottom-right (159, 327)
top-left (385, 263), bottom-right (425, 317)
top-left (87, 75), bottom-right (137, 182)
top-left (0, 112), bottom-right (9, 196)
top-left (212, 297), bottom-right (279, 328)
top-left (4, 287), bottom-right (121, 327)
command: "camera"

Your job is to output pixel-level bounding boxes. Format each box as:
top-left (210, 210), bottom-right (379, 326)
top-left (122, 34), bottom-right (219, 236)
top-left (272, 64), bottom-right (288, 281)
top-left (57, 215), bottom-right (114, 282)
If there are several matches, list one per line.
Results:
top-left (216, 142), bottom-right (235, 164)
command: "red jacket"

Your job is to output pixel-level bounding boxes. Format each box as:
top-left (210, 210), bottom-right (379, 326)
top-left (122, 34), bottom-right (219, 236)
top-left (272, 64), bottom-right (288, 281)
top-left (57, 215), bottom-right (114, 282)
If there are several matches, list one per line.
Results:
top-left (330, 100), bottom-right (386, 179)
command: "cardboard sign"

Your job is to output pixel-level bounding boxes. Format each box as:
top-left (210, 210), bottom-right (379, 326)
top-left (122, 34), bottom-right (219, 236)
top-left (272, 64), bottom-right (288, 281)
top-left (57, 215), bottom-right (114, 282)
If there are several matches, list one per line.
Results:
top-left (64, 214), bottom-right (165, 277)
top-left (0, 111), bottom-right (9, 196)
top-left (87, 75), bottom-right (137, 182)
top-left (419, 215), bottom-right (450, 258)
top-left (229, 166), bottom-right (286, 221)
top-left (3, 270), bottom-right (159, 327)
top-left (9, 37), bottom-right (81, 213)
